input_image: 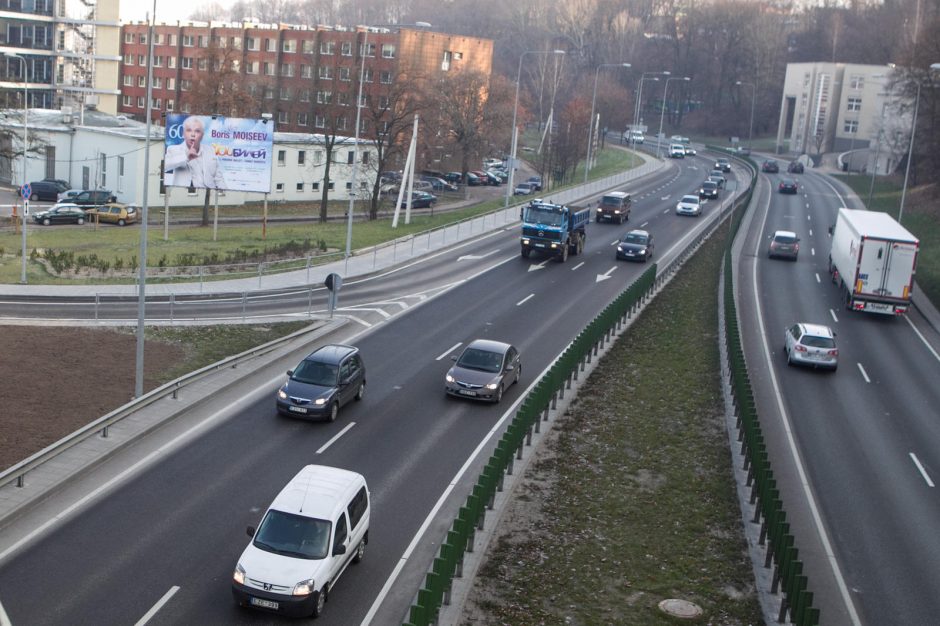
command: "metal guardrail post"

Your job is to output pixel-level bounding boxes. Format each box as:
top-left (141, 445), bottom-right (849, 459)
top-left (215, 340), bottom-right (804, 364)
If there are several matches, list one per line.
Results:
top-left (95, 293), bottom-right (99, 321)
top-left (242, 293), bottom-right (247, 321)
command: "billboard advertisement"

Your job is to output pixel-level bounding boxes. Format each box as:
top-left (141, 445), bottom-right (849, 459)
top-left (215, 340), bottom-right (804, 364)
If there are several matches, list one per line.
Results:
top-left (163, 114), bottom-right (274, 193)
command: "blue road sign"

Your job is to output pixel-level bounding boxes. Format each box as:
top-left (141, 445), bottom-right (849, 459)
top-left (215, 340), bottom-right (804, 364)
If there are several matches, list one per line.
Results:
top-left (20, 184), bottom-right (31, 200)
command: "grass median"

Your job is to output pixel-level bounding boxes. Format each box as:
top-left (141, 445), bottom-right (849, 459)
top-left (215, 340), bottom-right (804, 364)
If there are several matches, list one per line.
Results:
top-left (460, 226), bottom-right (763, 624)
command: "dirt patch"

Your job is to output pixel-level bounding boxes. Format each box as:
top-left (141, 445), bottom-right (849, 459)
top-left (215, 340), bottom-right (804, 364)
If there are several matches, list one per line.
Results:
top-left (0, 326), bottom-right (183, 470)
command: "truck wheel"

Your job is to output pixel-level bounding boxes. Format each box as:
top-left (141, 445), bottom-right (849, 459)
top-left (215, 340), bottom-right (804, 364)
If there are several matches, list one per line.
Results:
top-left (521, 247), bottom-right (531, 259)
top-left (559, 243), bottom-right (568, 262)
top-left (576, 235), bottom-right (584, 255)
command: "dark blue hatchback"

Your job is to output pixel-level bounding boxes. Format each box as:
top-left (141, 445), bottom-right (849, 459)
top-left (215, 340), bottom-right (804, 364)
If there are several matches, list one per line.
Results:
top-left (276, 344), bottom-right (365, 422)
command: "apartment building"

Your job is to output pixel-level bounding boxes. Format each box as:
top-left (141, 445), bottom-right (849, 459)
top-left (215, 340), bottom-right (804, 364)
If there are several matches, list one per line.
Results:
top-left (0, 0), bottom-right (121, 113)
top-left (117, 21), bottom-right (494, 134)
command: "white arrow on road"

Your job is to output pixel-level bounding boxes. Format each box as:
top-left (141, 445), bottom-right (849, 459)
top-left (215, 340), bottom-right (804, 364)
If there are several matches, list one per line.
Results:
top-left (596, 266), bottom-right (617, 283)
top-left (457, 249), bottom-right (501, 262)
top-left (528, 259), bottom-right (551, 272)
top-left (661, 195), bottom-right (671, 201)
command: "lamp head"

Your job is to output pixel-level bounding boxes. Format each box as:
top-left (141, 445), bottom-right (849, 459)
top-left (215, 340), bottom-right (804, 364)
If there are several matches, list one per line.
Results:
top-left (552, 50), bottom-right (566, 55)
top-left (662, 71), bottom-right (671, 76)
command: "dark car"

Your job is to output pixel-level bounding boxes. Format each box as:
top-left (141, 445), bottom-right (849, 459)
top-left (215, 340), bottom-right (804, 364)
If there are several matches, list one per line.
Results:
top-left (465, 172), bottom-right (484, 186)
top-left (527, 176), bottom-right (543, 191)
top-left (715, 158), bottom-right (732, 173)
top-left (761, 160), bottom-right (779, 173)
top-left (400, 191), bottom-right (437, 209)
top-left (616, 229), bottom-right (654, 262)
top-left (788, 160), bottom-right (805, 174)
top-left (27, 180), bottom-right (69, 202)
top-left (70, 189), bottom-right (116, 208)
top-left (708, 170), bottom-right (726, 188)
top-left (445, 339), bottom-right (521, 403)
top-left (32, 203), bottom-right (87, 225)
top-left (421, 176), bottom-right (458, 192)
top-left (778, 179), bottom-right (798, 194)
top-left (276, 344), bottom-right (366, 422)
top-left (699, 180), bottom-right (719, 199)
top-left (444, 171), bottom-right (463, 184)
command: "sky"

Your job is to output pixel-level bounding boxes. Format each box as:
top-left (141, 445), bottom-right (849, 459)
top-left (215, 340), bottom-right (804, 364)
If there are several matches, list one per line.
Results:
top-left (119, 0), bottom-right (214, 24)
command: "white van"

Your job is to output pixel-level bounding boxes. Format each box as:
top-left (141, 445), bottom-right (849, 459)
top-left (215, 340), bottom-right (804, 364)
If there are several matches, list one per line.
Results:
top-left (232, 465), bottom-right (370, 618)
top-left (669, 144), bottom-right (686, 158)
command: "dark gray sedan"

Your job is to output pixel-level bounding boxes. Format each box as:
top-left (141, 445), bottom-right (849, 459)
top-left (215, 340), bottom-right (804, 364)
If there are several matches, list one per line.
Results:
top-left (616, 230), bottom-right (654, 262)
top-left (445, 339), bottom-right (521, 403)
top-left (32, 203), bottom-right (87, 226)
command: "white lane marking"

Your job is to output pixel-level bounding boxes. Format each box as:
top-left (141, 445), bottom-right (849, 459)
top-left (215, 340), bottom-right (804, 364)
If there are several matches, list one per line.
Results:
top-left (516, 293), bottom-right (534, 306)
top-left (436, 343), bottom-right (462, 361)
top-left (857, 363), bottom-right (871, 383)
top-left (904, 316), bottom-right (940, 363)
top-left (809, 229), bottom-right (813, 236)
top-left (640, 221), bottom-right (649, 228)
top-left (317, 422), bottom-right (356, 455)
top-left (0, 598), bottom-right (12, 626)
top-left (134, 586), bottom-right (180, 626)
top-left (457, 249), bottom-right (501, 262)
top-left (571, 261), bottom-right (585, 271)
top-left (663, 208), bottom-right (669, 214)
top-left (910, 453), bottom-right (935, 487)
top-left (344, 315), bottom-right (373, 328)
top-left (750, 186), bottom-right (863, 626)
top-left (807, 215), bottom-right (811, 221)
top-left (342, 307), bottom-right (391, 318)
top-left (527, 259), bottom-right (550, 272)
top-left (596, 266), bottom-right (617, 283)
top-left (610, 239), bottom-right (619, 246)
top-left (830, 309), bottom-right (839, 323)
top-left (815, 273), bottom-right (821, 283)
top-left (661, 195), bottom-right (670, 200)
top-left (811, 247), bottom-right (816, 256)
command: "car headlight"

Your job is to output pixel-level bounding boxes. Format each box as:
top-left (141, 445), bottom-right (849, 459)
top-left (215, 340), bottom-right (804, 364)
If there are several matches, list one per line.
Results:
top-left (233, 563), bottom-right (246, 585)
top-left (277, 388), bottom-right (288, 400)
top-left (314, 397), bottom-right (327, 406)
top-left (292, 578), bottom-right (316, 596)
top-left (485, 382), bottom-right (499, 390)
top-left (521, 238), bottom-right (530, 245)
top-left (445, 374), bottom-right (455, 383)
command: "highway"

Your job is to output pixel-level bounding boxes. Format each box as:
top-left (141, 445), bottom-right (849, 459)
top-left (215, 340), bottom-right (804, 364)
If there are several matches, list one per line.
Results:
top-left (0, 153), bottom-right (742, 624)
top-left (736, 168), bottom-right (940, 626)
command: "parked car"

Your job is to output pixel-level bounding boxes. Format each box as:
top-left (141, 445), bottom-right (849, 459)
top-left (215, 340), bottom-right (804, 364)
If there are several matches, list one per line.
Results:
top-left (788, 160), bottom-right (805, 174)
top-left (526, 176), bottom-right (543, 191)
top-left (276, 344), bottom-right (365, 422)
top-left (761, 160), bottom-right (780, 173)
top-left (699, 180), bottom-right (720, 199)
top-left (445, 339), bottom-right (521, 403)
top-left (486, 169), bottom-right (508, 183)
top-left (41, 177), bottom-right (70, 189)
top-left (69, 189), bottom-right (116, 208)
top-left (86, 203), bottom-right (139, 226)
top-left (715, 158), bottom-right (732, 173)
top-left (32, 203), bottom-right (87, 226)
top-left (513, 181), bottom-right (537, 195)
top-left (400, 191), bottom-right (437, 209)
top-left (27, 180), bottom-right (69, 202)
top-left (444, 171), bottom-right (464, 184)
top-left (483, 158), bottom-right (504, 169)
top-left (709, 171), bottom-right (726, 188)
top-left (616, 230), bottom-right (654, 262)
top-left (768, 230), bottom-right (800, 260)
top-left (57, 188), bottom-right (83, 202)
top-left (778, 178), bottom-right (799, 194)
top-left (466, 172), bottom-right (484, 186)
top-left (784, 323), bottom-right (838, 371)
top-left (675, 194), bottom-right (702, 216)
top-left (421, 176), bottom-right (458, 192)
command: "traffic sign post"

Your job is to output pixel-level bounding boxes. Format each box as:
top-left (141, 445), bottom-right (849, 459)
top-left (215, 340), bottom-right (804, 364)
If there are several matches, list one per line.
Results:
top-left (18, 184), bottom-right (29, 283)
top-left (325, 273), bottom-right (342, 318)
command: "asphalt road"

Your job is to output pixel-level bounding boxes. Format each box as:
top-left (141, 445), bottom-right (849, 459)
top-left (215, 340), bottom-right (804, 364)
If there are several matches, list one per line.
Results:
top-left (0, 153), bottom-right (741, 625)
top-left (737, 168), bottom-right (940, 625)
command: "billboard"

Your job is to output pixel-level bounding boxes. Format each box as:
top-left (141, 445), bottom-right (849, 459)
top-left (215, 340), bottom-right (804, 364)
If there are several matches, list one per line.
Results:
top-left (163, 114), bottom-right (274, 193)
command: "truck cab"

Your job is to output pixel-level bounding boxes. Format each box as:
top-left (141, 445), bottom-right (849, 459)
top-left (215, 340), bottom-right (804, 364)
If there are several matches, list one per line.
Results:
top-left (520, 200), bottom-right (590, 262)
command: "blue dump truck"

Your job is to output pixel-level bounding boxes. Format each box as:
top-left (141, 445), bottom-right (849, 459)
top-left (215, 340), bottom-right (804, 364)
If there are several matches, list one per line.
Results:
top-left (520, 199), bottom-right (591, 262)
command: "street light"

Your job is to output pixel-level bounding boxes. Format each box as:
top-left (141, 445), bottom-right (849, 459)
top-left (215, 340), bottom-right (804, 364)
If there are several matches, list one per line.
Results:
top-left (505, 49), bottom-right (565, 208)
top-left (736, 81), bottom-right (756, 150)
top-left (4, 52), bottom-right (28, 284)
top-left (345, 22), bottom-right (432, 271)
top-left (631, 71), bottom-right (669, 148)
top-left (898, 62), bottom-right (940, 225)
top-left (584, 62), bottom-right (630, 183)
top-left (656, 76), bottom-right (689, 158)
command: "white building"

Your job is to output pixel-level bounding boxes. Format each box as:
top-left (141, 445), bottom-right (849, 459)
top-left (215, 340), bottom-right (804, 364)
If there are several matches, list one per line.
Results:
top-left (776, 62), bottom-right (911, 174)
top-left (0, 108), bottom-right (379, 207)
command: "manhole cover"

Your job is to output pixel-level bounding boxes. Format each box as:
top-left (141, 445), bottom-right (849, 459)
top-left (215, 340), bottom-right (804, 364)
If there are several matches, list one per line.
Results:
top-left (658, 598), bottom-right (703, 619)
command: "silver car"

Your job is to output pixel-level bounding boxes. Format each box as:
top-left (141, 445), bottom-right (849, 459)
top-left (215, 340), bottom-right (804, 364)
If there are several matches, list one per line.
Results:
top-left (784, 323), bottom-right (838, 371)
top-left (676, 194), bottom-right (702, 216)
top-left (445, 339), bottom-right (521, 403)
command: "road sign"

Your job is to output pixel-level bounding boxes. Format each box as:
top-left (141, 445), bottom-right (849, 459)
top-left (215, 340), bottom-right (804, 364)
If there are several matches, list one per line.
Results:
top-left (20, 184), bottom-right (31, 200)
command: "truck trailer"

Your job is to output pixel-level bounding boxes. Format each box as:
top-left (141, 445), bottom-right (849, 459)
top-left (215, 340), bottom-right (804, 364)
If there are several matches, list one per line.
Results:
top-left (520, 200), bottom-right (590, 262)
top-left (828, 208), bottom-right (919, 315)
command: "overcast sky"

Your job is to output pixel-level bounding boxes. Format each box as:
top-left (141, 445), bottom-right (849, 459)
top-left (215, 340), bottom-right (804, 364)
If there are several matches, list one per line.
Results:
top-left (119, 0), bottom-right (213, 23)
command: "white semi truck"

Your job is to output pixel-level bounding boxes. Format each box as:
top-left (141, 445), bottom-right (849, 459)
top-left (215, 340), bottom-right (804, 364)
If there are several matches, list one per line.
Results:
top-left (828, 208), bottom-right (919, 315)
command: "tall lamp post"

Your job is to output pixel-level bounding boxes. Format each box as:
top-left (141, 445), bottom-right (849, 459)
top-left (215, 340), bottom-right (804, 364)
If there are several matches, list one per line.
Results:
top-left (656, 76), bottom-right (689, 157)
top-left (505, 49), bottom-right (565, 208)
top-left (345, 22), bottom-right (431, 273)
top-left (584, 62), bottom-right (630, 183)
top-left (631, 71), bottom-right (669, 149)
top-left (736, 80), bottom-right (756, 150)
top-left (4, 52), bottom-right (28, 284)
top-left (898, 63), bottom-right (940, 225)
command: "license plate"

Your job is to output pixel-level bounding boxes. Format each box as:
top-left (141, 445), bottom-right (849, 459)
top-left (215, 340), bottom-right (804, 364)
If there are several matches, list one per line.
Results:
top-left (289, 406), bottom-right (308, 414)
top-left (867, 303), bottom-right (889, 311)
top-left (250, 597), bottom-right (279, 610)
top-left (534, 243), bottom-right (546, 248)
top-left (459, 390), bottom-right (478, 397)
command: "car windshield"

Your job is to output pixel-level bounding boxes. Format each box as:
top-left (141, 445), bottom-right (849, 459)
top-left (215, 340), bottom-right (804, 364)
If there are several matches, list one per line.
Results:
top-left (523, 206), bottom-right (564, 226)
top-left (253, 510), bottom-right (331, 560)
top-left (802, 335), bottom-right (835, 349)
top-left (774, 235), bottom-right (797, 244)
top-left (292, 360), bottom-right (339, 386)
top-left (621, 233), bottom-right (648, 245)
top-left (457, 347), bottom-right (504, 373)
top-left (682, 196), bottom-right (700, 204)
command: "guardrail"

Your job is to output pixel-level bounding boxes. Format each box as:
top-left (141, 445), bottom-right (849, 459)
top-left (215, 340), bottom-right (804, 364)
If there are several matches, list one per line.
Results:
top-left (0, 321), bottom-right (336, 491)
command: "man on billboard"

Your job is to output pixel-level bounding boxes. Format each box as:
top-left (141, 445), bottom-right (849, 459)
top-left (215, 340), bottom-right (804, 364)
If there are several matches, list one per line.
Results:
top-left (164, 115), bottom-right (225, 189)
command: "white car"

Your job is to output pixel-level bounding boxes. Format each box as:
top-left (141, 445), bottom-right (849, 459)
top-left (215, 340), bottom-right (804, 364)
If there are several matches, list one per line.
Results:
top-left (669, 144), bottom-right (686, 158)
top-left (514, 182), bottom-right (536, 195)
top-left (784, 323), bottom-right (838, 371)
top-left (676, 194), bottom-right (702, 216)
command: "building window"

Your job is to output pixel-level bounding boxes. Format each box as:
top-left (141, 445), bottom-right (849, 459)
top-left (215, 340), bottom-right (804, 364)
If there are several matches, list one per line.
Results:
top-left (168, 56), bottom-right (176, 69)
top-left (341, 41), bottom-right (352, 56)
top-left (264, 87), bottom-right (274, 99)
top-left (278, 111), bottom-right (288, 124)
top-left (167, 99), bottom-right (174, 111)
top-left (137, 96), bottom-right (145, 108)
top-left (153, 33), bottom-right (162, 44)
top-left (380, 70), bottom-right (392, 84)
top-left (266, 38), bottom-right (277, 52)
top-left (123, 75), bottom-right (133, 86)
top-left (138, 75), bottom-right (146, 87)
top-left (442, 50), bottom-right (452, 71)
top-left (167, 77), bottom-right (175, 89)
top-left (152, 98), bottom-right (162, 109)
top-left (337, 92), bottom-right (350, 106)
top-left (122, 95), bottom-right (132, 106)
top-left (283, 39), bottom-right (296, 53)
top-left (361, 42), bottom-right (375, 57)
top-left (231, 37), bottom-right (241, 49)
top-left (347, 150), bottom-right (354, 164)
top-left (315, 114), bottom-right (326, 128)
top-left (280, 87), bottom-right (291, 100)
top-left (339, 67), bottom-right (351, 81)
top-left (153, 56), bottom-right (163, 67)
top-left (168, 34), bottom-right (177, 46)
top-left (321, 41), bottom-right (335, 55)
top-left (277, 150), bottom-right (286, 166)
top-left (182, 34), bottom-right (194, 47)
top-left (198, 35), bottom-right (208, 47)
top-left (275, 183), bottom-right (284, 192)
top-left (847, 97), bottom-right (862, 112)
top-left (328, 182), bottom-right (335, 191)
top-left (124, 32), bottom-right (134, 44)
top-left (317, 90), bottom-right (333, 104)
top-left (281, 63), bottom-right (294, 77)
top-left (362, 151), bottom-right (370, 164)
top-left (382, 44), bottom-right (395, 58)
top-left (850, 75), bottom-right (864, 90)
top-left (299, 89), bottom-right (310, 102)
top-left (180, 79), bottom-right (191, 91)
top-left (181, 57), bottom-right (193, 69)
top-left (246, 37), bottom-right (258, 51)
top-left (318, 66), bottom-right (333, 80)
top-left (138, 54), bottom-right (146, 65)
top-left (379, 95), bottom-right (390, 109)
top-left (298, 112), bottom-right (308, 126)
top-left (301, 64), bottom-right (312, 78)
top-left (246, 61), bottom-right (259, 75)
top-left (197, 58), bottom-right (208, 71)
top-left (264, 62), bottom-right (276, 76)
top-left (363, 69), bottom-right (373, 83)
top-left (182, 102), bottom-right (191, 113)
top-left (844, 120), bottom-right (859, 133)
top-left (336, 116), bottom-right (347, 130)
top-left (152, 76), bottom-right (162, 89)
top-left (298, 151), bottom-right (305, 165)
top-left (312, 181), bottom-right (320, 190)
top-left (123, 54), bottom-right (134, 65)
top-left (302, 40), bottom-right (315, 54)
top-left (138, 33), bottom-right (147, 45)
top-left (296, 182), bottom-right (304, 191)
